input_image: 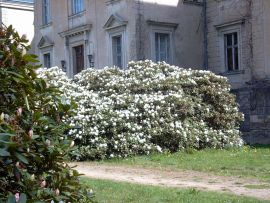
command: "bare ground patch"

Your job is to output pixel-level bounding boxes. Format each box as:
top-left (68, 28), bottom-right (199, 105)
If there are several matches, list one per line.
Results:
top-left (72, 162), bottom-right (270, 201)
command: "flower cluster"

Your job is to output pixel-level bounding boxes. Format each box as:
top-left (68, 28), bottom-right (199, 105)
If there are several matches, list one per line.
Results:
top-left (39, 60), bottom-right (244, 160)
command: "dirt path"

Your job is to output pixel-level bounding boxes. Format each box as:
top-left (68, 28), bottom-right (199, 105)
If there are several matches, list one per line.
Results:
top-left (73, 162), bottom-right (270, 201)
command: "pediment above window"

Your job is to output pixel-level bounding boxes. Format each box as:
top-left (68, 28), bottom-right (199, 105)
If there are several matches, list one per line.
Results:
top-left (59, 24), bottom-right (92, 38)
top-left (38, 36), bottom-right (54, 49)
top-left (103, 13), bottom-right (127, 30)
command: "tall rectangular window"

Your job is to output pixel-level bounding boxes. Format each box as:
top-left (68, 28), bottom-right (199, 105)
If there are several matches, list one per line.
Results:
top-left (224, 32), bottom-right (239, 71)
top-left (112, 35), bottom-right (122, 68)
top-left (155, 33), bottom-right (170, 63)
top-left (42, 0), bottom-right (50, 25)
top-left (72, 0), bottom-right (84, 14)
top-left (43, 53), bottom-right (51, 68)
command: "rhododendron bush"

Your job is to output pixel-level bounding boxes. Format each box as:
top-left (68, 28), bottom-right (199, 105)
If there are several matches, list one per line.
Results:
top-left (0, 25), bottom-right (92, 202)
top-left (39, 61), bottom-right (244, 160)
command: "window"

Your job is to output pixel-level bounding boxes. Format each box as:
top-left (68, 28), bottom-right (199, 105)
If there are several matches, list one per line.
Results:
top-left (216, 20), bottom-right (244, 73)
top-left (224, 32), bottom-right (239, 71)
top-left (112, 35), bottom-right (122, 68)
top-left (42, 0), bottom-right (51, 25)
top-left (104, 14), bottom-right (127, 69)
top-left (72, 0), bottom-right (84, 14)
top-left (73, 45), bottom-right (84, 74)
top-left (147, 20), bottom-right (177, 65)
top-left (155, 33), bottom-right (170, 63)
top-left (43, 53), bottom-right (51, 68)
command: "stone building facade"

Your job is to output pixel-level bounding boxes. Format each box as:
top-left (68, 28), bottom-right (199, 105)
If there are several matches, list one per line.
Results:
top-left (0, 0), bottom-right (34, 44)
top-left (33, 0), bottom-right (204, 77)
top-left (34, 0), bottom-right (270, 144)
top-left (206, 0), bottom-right (270, 144)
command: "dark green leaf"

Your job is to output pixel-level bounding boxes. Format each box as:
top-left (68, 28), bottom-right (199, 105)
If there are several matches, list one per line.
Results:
top-left (0, 148), bottom-right (10, 157)
top-left (7, 195), bottom-right (16, 203)
top-left (15, 152), bottom-right (29, 164)
top-left (18, 193), bottom-right (27, 203)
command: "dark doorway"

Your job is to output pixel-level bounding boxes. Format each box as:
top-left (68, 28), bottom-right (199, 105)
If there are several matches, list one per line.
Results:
top-left (73, 45), bottom-right (84, 74)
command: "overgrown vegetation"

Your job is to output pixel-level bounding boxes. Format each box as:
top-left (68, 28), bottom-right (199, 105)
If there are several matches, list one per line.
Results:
top-left (0, 25), bottom-right (91, 202)
top-left (39, 61), bottom-right (244, 160)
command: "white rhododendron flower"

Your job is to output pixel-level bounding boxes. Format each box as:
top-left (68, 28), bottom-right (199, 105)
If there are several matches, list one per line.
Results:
top-left (38, 61), bottom-right (244, 160)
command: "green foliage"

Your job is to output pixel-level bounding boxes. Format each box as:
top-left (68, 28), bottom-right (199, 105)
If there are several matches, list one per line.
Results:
top-left (0, 25), bottom-right (92, 202)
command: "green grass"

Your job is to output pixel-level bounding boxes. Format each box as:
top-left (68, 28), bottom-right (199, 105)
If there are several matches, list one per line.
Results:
top-left (244, 184), bottom-right (270, 189)
top-left (95, 146), bottom-right (270, 181)
top-left (83, 178), bottom-right (270, 203)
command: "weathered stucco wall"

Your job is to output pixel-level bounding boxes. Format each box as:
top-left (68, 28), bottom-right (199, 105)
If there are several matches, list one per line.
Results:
top-left (34, 0), bottom-right (203, 72)
top-left (206, 0), bottom-right (252, 89)
top-left (207, 0), bottom-right (270, 144)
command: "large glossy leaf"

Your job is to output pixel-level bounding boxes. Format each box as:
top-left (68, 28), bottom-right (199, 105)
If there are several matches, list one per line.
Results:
top-left (6, 195), bottom-right (16, 203)
top-left (0, 148), bottom-right (10, 157)
top-left (18, 193), bottom-right (27, 203)
top-left (15, 152), bottom-right (29, 164)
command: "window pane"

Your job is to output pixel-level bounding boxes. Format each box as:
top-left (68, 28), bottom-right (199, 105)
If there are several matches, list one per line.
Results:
top-left (225, 32), bottom-right (239, 71)
top-left (73, 0), bottom-right (84, 14)
top-left (155, 33), bottom-right (170, 63)
top-left (227, 48), bottom-right (233, 71)
top-left (233, 32), bottom-right (238, 46)
top-left (234, 47), bottom-right (239, 70)
top-left (44, 53), bottom-right (51, 68)
top-left (43, 0), bottom-right (50, 24)
top-left (112, 35), bottom-right (122, 68)
top-left (226, 34), bottom-right (232, 46)
top-left (155, 33), bottom-right (159, 61)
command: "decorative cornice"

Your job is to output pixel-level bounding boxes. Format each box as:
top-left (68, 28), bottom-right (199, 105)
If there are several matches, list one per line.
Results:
top-left (59, 24), bottom-right (92, 38)
top-left (0, 1), bottom-right (33, 11)
top-left (215, 19), bottom-right (245, 30)
top-left (147, 20), bottom-right (178, 29)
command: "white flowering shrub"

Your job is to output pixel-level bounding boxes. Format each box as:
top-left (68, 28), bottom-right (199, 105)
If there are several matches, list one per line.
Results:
top-left (39, 61), bottom-right (244, 160)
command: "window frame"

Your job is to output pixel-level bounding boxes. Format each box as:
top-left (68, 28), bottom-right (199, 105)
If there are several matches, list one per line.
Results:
top-left (155, 32), bottom-right (171, 63)
top-left (150, 27), bottom-right (174, 64)
top-left (112, 35), bottom-right (123, 68)
top-left (43, 52), bottom-right (51, 68)
top-left (224, 32), bottom-right (240, 72)
top-left (107, 27), bottom-right (127, 69)
top-left (217, 23), bottom-right (243, 73)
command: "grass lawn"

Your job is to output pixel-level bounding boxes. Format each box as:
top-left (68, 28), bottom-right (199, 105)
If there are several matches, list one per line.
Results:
top-left (83, 178), bottom-right (270, 203)
top-left (95, 146), bottom-right (270, 181)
